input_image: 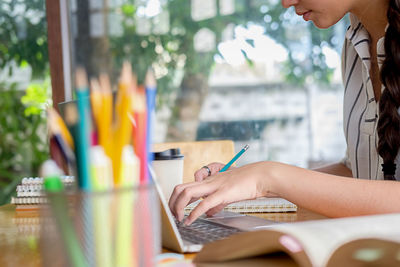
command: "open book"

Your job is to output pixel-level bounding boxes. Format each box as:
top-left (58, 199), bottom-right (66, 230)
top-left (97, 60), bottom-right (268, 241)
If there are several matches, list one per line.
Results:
top-left (194, 213), bottom-right (400, 267)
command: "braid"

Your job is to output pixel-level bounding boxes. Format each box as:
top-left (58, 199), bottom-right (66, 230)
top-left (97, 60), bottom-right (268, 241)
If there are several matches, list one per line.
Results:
top-left (378, 0), bottom-right (400, 180)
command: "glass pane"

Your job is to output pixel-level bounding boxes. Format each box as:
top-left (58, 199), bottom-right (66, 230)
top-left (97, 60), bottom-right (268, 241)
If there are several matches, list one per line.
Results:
top-left (69, 0), bottom-right (347, 170)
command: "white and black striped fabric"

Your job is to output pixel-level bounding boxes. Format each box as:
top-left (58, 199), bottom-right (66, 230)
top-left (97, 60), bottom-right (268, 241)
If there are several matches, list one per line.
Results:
top-left (341, 14), bottom-right (399, 180)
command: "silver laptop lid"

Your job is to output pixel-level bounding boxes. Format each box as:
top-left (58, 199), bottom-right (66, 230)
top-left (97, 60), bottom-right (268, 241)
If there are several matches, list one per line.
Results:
top-left (149, 167), bottom-right (198, 253)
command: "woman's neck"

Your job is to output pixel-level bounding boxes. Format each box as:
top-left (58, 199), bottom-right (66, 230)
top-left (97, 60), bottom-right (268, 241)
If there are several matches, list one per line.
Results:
top-left (351, 0), bottom-right (389, 42)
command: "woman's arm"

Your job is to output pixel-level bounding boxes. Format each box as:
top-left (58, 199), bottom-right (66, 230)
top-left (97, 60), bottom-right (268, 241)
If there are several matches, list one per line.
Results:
top-left (169, 161), bottom-right (400, 225)
top-left (313, 162), bottom-right (353, 177)
top-left (269, 162), bottom-right (400, 218)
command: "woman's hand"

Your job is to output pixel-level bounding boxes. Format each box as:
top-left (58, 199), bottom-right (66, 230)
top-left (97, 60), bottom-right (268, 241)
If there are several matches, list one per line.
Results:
top-left (188, 162), bottom-right (237, 208)
top-left (172, 162), bottom-right (226, 211)
top-left (194, 162), bottom-right (231, 182)
top-left (168, 162), bottom-right (279, 225)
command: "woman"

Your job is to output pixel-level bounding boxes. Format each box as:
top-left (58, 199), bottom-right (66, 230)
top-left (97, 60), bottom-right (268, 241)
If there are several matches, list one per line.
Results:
top-left (169, 0), bottom-right (400, 225)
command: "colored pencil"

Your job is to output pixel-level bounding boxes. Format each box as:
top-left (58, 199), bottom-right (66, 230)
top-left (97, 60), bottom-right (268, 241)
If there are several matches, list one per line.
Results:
top-left (219, 144), bottom-right (249, 172)
top-left (133, 86), bottom-right (148, 184)
top-left (90, 146), bottom-right (113, 267)
top-left (47, 108), bottom-right (76, 172)
top-left (115, 146), bottom-right (139, 267)
top-left (42, 160), bottom-right (87, 267)
top-left (99, 74), bottom-right (113, 160)
top-left (112, 62), bottom-right (135, 186)
top-left (75, 67), bottom-right (92, 191)
top-left (48, 107), bottom-right (75, 150)
top-left (145, 68), bottom-right (157, 165)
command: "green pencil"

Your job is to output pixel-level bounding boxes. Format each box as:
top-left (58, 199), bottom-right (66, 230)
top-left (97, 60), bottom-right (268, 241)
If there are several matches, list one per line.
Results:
top-left (42, 160), bottom-right (87, 267)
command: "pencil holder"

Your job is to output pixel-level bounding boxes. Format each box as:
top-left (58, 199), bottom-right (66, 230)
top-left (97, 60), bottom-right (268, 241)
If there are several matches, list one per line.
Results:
top-left (40, 185), bottom-right (160, 267)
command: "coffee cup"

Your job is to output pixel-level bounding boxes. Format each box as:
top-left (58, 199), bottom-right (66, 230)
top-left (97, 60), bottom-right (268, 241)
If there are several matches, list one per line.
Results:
top-left (152, 148), bottom-right (184, 200)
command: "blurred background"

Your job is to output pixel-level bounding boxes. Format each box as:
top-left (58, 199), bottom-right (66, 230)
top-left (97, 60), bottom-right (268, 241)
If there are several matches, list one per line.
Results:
top-left (0, 0), bottom-right (348, 204)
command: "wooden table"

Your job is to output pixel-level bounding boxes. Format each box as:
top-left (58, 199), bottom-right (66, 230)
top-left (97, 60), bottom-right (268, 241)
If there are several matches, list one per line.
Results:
top-left (0, 204), bottom-right (326, 266)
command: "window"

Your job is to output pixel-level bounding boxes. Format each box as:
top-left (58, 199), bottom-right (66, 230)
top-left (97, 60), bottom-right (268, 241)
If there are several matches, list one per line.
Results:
top-left (69, 0), bottom-right (348, 169)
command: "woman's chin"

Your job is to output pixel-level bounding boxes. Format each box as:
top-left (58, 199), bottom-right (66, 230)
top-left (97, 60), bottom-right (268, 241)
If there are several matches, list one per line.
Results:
top-left (312, 17), bottom-right (338, 29)
top-left (311, 20), bottom-right (335, 29)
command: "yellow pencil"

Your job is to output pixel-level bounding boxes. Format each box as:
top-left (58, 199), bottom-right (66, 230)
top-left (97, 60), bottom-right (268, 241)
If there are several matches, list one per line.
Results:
top-left (112, 62), bottom-right (134, 186)
top-left (99, 74), bottom-right (113, 159)
top-left (90, 146), bottom-right (113, 267)
top-left (115, 145), bottom-right (139, 267)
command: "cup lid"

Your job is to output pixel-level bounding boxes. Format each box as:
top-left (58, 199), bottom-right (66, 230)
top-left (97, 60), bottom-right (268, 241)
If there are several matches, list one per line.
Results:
top-left (152, 148), bottom-right (184, 160)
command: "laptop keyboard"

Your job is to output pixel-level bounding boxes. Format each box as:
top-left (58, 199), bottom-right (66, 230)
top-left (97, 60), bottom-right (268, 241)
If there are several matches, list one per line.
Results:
top-left (175, 218), bottom-right (242, 245)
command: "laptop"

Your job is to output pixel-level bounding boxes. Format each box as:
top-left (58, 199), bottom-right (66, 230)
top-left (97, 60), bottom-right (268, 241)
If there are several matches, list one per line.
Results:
top-left (58, 100), bottom-right (279, 253)
top-left (150, 168), bottom-right (280, 253)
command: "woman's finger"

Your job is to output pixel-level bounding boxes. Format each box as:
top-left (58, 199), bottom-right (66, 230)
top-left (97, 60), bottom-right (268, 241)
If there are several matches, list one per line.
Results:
top-left (168, 181), bottom-right (199, 216)
top-left (194, 162), bottom-right (225, 182)
top-left (173, 182), bottom-right (219, 221)
top-left (194, 167), bottom-right (211, 182)
top-left (208, 162), bottom-right (226, 173)
top-left (184, 190), bottom-right (227, 225)
top-left (205, 203), bottom-right (226, 217)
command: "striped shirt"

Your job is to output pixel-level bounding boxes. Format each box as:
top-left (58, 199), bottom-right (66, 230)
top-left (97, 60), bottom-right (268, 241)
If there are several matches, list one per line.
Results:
top-left (341, 14), bottom-right (399, 180)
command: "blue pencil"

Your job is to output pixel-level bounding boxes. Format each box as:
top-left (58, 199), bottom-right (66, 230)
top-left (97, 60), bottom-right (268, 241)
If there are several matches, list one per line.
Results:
top-left (219, 144), bottom-right (249, 172)
top-left (145, 69), bottom-right (157, 166)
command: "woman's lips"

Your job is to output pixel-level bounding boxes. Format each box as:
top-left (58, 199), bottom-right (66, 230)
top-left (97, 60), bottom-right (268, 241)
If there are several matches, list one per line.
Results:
top-left (302, 11), bottom-right (311, 21)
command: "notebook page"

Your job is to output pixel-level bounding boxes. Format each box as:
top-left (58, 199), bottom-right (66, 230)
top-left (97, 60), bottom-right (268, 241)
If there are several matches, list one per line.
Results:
top-left (185, 198), bottom-right (297, 213)
top-left (226, 197), bottom-right (297, 212)
top-left (269, 213), bottom-right (400, 267)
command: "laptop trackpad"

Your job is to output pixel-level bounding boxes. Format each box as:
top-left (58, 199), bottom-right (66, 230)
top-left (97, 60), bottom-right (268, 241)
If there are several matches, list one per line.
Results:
top-left (199, 210), bottom-right (245, 219)
top-left (203, 214), bottom-right (279, 231)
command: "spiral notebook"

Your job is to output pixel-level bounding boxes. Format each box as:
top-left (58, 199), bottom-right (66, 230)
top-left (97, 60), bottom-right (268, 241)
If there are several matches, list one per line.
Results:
top-left (11, 176), bottom-right (74, 208)
top-left (184, 197), bottom-right (297, 213)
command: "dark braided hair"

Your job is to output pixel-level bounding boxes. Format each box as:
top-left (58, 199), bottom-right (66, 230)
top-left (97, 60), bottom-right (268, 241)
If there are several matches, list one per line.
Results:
top-left (378, 0), bottom-right (400, 180)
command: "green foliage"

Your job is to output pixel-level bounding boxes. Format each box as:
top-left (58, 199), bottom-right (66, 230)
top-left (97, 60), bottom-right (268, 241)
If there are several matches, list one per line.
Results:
top-left (21, 77), bottom-right (51, 116)
top-left (0, 83), bottom-right (49, 205)
top-left (0, 0), bottom-right (48, 78)
top-left (0, 0), bottom-right (50, 205)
